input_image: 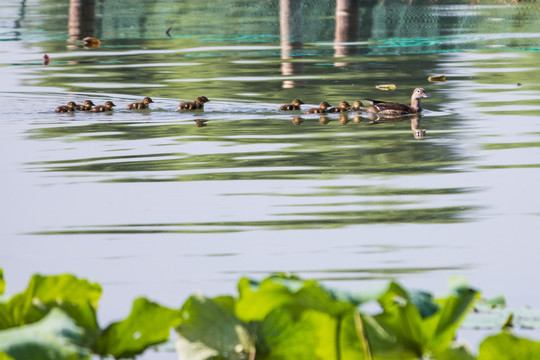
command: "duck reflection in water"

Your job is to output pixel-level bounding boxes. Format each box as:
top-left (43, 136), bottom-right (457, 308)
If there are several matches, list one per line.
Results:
top-left (291, 116), bottom-right (304, 126)
top-left (339, 113), bottom-right (350, 125)
top-left (319, 116), bottom-right (331, 125)
top-left (368, 113), bottom-right (426, 139)
top-left (194, 119), bottom-right (208, 127)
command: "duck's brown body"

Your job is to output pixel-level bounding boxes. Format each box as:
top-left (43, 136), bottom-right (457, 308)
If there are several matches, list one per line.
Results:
top-left (75, 100), bottom-right (95, 111)
top-left (91, 101), bottom-right (116, 112)
top-left (279, 99), bottom-right (304, 111)
top-left (328, 101), bottom-right (351, 113)
top-left (55, 101), bottom-right (77, 113)
top-left (364, 88), bottom-right (429, 115)
top-left (126, 97), bottom-right (153, 110)
top-left (177, 96), bottom-right (209, 111)
top-left (305, 102), bottom-right (332, 114)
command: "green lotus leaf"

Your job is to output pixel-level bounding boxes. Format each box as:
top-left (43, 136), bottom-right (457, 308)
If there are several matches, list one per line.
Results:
top-left (93, 297), bottom-right (181, 358)
top-left (0, 269), bottom-right (5, 296)
top-left (176, 293), bottom-right (254, 360)
top-left (0, 351), bottom-right (14, 360)
top-left (478, 331), bottom-right (540, 359)
top-left (261, 307), bottom-right (339, 360)
top-left (0, 308), bottom-right (88, 360)
top-left (0, 273), bottom-right (101, 334)
top-left (236, 277), bottom-right (299, 322)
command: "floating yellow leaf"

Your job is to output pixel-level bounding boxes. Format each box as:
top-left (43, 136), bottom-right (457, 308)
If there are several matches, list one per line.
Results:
top-left (375, 84), bottom-right (396, 90)
top-left (428, 75), bottom-right (447, 82)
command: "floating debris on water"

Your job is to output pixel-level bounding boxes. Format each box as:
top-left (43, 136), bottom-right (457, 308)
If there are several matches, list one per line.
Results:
top-left (375, 84), bottom-right (396, 90)
top-left (428, 75), bottom-right (447, 82)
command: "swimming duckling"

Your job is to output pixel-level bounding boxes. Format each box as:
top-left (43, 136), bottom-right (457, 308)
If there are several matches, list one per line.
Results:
top-left (55, 101), bottom-right (77, 113)
top-left (91, 101), bottom-right (116, 112)
top-left (364, 88), bottom-right (429, 115)
top-left (177, 96), bottom-right (209, 111)
top-left (126, 97), bottom-right (154, 110)
top-left (83, 37), bottom-right (101, 48)
top-left (75, 100), bottom-right (95, 111)
top-left (328, 101), bottom-right (351, 113)
top-left (350, 100), bottom-right (364, 112)
top-left (278, 99), bottom-right (304, 111)
top-left (305, 102), bottom-right (332, 114)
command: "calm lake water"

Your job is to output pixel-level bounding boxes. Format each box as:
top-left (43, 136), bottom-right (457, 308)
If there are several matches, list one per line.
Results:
top-left (1, 0), bottom-right (540, 349)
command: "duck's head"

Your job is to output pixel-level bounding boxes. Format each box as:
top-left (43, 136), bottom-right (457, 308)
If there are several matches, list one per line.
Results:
top-left (292, 99), bottom-right (304, 106)
top-left (142, 97), bottom-right (154, 104)
top-left (412, 88), bottom-right (429, 99)
top-left (320, 101), bottom-right (332, 110)
top-left (67, 101), bottom-right (77, 109)
top-left (352, 100), bottom-right (363, 109)
top-left (339, 101), bottom-right (351, 109)
top-left (84, 100), bottom-right (95, 107)
top-left (195, 96), bottom-right (209, 103)
top-left (105, 101), bottom-right (116, 107)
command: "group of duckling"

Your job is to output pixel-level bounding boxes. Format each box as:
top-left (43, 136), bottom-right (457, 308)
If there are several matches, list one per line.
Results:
top-left (55, 88), bottom-right (429, 117)
top-left (281, 88), bottom-right (429, 116)
top-left (55, 96), bottom-right (209, 113)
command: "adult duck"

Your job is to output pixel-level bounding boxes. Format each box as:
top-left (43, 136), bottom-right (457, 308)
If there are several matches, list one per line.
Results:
top-left (126, 96), bottom-right (154, 110)
top-left (305, 101), bottom-right (332, 114)
top-left (177, 96), bottom-right (209, 111)
top-left (364, 88), bottom-right (429, 115)
top-left (278, 98), bottom-right (304, 111)
top-left (75, 100), bottom-right (95, 111)
top-left (91, 101), bottom-right (116, 112)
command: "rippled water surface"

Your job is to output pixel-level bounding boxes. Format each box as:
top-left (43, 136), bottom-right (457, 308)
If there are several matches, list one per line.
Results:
top-left (1, 0), bottom-right (540, 334)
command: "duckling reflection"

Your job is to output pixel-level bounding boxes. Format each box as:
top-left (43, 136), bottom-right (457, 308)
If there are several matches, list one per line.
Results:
top-left (194, 119), bottom-right (208, 127)
top-left (339, 113), bottom-right (350, 125)
top-left (319, 116), bottom-right (331, 125)
top-left (291, 116), bottom-right (304, 126)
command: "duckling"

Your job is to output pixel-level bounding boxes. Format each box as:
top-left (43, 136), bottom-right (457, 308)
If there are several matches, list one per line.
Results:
top-left (364, 88), bottom-right (429, 115)
top-left (278, 98), bottom-right (304, 111)
top-left (177, 96), bottom-right (209, 111)
top-left (305, 102), bottom-right (332, 114)
top-left (328, 101), bottom-right (351, 113)
top-left (91, 101), bottom-right (116, 112)
top-left (126, 97), bottom-right (154, 110)
top-left (350, 100), bottom-right (364, 112)
top-left (75, 100), bottom-right (95, 111)
top-left (55, 101), bottom-right (77, 113)
top-left (83, 37), bottom-right (101, 48)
